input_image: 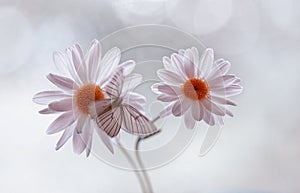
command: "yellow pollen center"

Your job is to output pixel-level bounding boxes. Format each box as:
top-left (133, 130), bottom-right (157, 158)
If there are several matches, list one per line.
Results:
top-left (182, 78), bottom-right (209, 101)
top-left (75, 83), bottom-right (104, 115)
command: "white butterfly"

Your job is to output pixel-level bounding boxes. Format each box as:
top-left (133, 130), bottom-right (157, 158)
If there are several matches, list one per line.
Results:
top-left (90, 67), bottom-right (157, 137)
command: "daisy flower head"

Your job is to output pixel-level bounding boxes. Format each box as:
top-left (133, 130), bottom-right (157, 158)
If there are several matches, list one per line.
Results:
top-left (152, 47), bottom-right (242, 129)
top-left (33, 39), bottom-right (136, 156)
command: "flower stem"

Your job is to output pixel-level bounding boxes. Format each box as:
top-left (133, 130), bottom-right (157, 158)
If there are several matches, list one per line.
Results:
top-left (135, 129), bottom-right (161, 193)
top-left (117, 141), bottom-right (148, 193)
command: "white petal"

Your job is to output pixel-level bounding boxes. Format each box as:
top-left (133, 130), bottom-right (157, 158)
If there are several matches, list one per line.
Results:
top-left (47, 73), bottom-right (76, 92)
top-left (33, 90), bottom-right (71, 105)
top-left (208, 75), bottom-right (240, 89)
top-left (47, 111), bottom-right (75, 134)
top-left (48, 98), bottom-right (73, 112)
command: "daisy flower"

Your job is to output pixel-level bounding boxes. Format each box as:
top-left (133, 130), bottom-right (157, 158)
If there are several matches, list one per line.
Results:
top-left (33, 39), bottom-right (137, 156)
top-left (152, 47), bottom-right (242, 129)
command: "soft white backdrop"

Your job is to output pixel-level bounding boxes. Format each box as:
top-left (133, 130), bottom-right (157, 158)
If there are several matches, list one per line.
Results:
top-left (0, 0), bottom-right (299, 193)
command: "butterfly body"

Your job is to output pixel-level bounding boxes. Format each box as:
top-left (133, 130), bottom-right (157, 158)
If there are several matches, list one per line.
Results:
top-left (93, 68), bottom-right (157, 137)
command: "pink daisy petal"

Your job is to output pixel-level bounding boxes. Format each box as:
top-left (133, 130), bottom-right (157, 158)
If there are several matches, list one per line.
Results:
top-left (123, 92), bottom-right (146, 104)
top-left (156, 83), bottom-right (181, 96)
top-left (55, 122), bottom-right (76, 150)
top-left (199, 48), bottom-right (214, 78)
top-left (202, 107), bottom-right (215, 126)
top-left (157, 94), bottom-right (178, 102)
top-left (47, 73), bottom-right (76, 92)
top-left (73, 130), bottom-right (87, 155)
top-left (53, 51), bottom-right (70, 76)
top-left (208, 75), bottom-right (240, 89)
top-left (170, 54), bottom-right (188, 79)
top-left (39, 108), bottom-right (59, 114)
top-left (71, 46), bottom-right (88, 84)
top-left (80, 120), bottom-right (93, 157)
top-left (122, 73), bottom-right (142, 92)
top-left (33, 90), bottom-right (71, 105)
top-left (159, 102), bottom-right (174, 118)
top-left (202, 98), bottom-right (226, 116)
top-left (184, 109), bottom-right (196, 129)
top-left (98, 47), bottom-right (121, 84)
top-left (226, 109), bottom-right (234, 117)
top-left (190, 47), bottom-right (200, 66)
top-left (191, 101), bottom-right (201, 121)
top-left (48, 98), bottom-right (73, 112)
top-left (183, 57), bottom-right (195, 78)
top-left (85, 39), bottom-right (101, 82)
top-left (85, 128), bottom-right (93, 157)
top-left (47, 111), bottom-right (75, 135)
top-left (157, 69), bottom-right (185, 85)
top-left (162, 56), bottom-right (174, 72)
top-left (207, 60), bottom-right (231, 80)
top-left (215, 115), bottom-right (225, 126)
top-left (172, 98), bottom-right (192, 116)
top-left (209, 96), bottom-right (236, 106)
top-left (94, 121), bottom-right (114, 154)
top-left (123, 92), bottom-right (146, 113)
top-left (211, 85), bottom-right (243, 97)
top-left (75, 115), bottom-right (87, 134)
top-left (119, 60), bottom-right (136, 76)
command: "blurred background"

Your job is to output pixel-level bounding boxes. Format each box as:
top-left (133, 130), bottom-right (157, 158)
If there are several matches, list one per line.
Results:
top-left (0, 0), bottom-right (300, 192)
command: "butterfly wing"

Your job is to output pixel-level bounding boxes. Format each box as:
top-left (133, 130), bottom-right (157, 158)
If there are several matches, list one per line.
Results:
top-left (104, 67), bottom-right (123, 98)
top-left (121, 104), bottom-right (157, 135)
top-left (96, 103), bottom-right (122, 138)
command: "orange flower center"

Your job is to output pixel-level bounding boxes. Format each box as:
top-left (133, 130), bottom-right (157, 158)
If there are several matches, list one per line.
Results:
top-left (182, 78), bottom-right (209, 101)
top-left (75, 83), bottom-right (104, 115)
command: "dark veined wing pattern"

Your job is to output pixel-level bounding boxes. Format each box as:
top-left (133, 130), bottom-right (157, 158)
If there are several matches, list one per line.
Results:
top-left (121, 104), bottom-right (157, 135)
top-left (96, 104), bottom-right (122, 137)
top-left (104, 68), bottom-right (123, 98)
top-left (95, 67), bottom-right (157, 137)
